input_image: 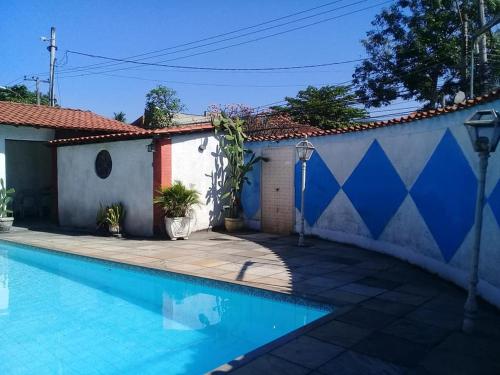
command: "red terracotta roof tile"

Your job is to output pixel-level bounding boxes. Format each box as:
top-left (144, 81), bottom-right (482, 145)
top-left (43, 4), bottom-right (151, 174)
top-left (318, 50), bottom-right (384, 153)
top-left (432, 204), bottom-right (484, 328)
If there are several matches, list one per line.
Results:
top-left (47, 89), bottom-right (500, 146)
top-left (0, 101), bottom-right (136, 133)
top-left (247, 90), bottom-right (500, 142)
top-left (49, 122), bottom-right (214, 146)
top-left (244, 114), bottom-right (321, 138)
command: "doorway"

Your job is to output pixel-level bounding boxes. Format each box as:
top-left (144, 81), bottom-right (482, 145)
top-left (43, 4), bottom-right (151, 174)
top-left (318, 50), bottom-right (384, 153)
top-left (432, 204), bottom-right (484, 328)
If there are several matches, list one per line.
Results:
top-left (261, 147), bottom-right (294, 234)
top-left (5, 140), bottom-right (54, 221)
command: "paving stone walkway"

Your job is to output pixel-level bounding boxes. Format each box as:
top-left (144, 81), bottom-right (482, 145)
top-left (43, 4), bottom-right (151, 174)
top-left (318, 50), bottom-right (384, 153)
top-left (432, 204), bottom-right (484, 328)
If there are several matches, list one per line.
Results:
top-left (2, 227), bottom-right (500, 374)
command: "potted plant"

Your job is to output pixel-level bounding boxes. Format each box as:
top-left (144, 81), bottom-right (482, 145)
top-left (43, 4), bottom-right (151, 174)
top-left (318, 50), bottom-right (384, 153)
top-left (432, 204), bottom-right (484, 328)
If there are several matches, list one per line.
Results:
top-left (0, 178), bottom-right (15, 232)
top-left (154, 181), bottom-right (200, 240)
top-left (96, 202), bottom-right (126, 237)
top-left (213, 115), bottom-right (266, 232)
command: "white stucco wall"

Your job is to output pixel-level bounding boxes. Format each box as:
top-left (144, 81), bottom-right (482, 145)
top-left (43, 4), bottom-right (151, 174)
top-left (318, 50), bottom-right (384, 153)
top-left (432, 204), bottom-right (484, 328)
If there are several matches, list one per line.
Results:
top-left (246, 100), bottom-right (500, 308)
top-left (57, 139), bottom-right (154, 236)
top-left (171, 132), bottom-right (225, 232)
top-left (0, 125), bottom-right (55, 185)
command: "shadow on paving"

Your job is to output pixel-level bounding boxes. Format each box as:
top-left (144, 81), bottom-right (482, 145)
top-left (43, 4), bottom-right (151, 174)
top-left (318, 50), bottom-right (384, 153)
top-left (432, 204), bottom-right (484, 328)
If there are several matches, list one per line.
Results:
top-left (3, 226), bottom-right (500, 374)
top-left (205, 231), bottom-right (500, 375)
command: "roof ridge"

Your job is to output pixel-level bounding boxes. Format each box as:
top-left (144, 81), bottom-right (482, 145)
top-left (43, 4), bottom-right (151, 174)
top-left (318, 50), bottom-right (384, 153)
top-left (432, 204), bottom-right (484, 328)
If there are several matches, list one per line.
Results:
top-left (0, 100), bottom-right (93, 113)
top-left (49, 122), bottom-right (215, 146)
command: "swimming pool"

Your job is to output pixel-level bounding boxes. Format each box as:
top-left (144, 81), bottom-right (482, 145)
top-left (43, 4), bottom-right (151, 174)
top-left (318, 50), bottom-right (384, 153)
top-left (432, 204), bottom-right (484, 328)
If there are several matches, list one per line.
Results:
top-left (0, 241), bottom-right (331, 374)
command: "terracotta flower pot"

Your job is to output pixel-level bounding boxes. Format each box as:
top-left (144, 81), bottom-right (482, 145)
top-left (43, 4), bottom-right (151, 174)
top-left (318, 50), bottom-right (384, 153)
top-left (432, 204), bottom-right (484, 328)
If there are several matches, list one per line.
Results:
top-left (224, 217), bottom-right (244, 232)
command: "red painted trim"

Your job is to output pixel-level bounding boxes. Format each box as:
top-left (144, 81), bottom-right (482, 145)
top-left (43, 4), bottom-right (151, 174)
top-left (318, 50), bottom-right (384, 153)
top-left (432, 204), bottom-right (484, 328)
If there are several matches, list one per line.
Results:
top-left (153, 138), bottom-right (172, 235)
top-left (51, 147), bottom-right (59, 224)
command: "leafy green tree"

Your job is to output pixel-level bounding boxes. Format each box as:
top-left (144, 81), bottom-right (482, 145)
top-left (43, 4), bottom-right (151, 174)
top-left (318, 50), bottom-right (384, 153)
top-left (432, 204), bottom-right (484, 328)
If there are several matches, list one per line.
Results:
top-left (0, 84), bottom-right (51, 105)
top-left (113, 111), bottom-right (127, 122)
top-left (353, 0), bottom-right (500, 109)
top-left (271, 85), bottom-right (367, 129)
top-left (144, 85), bottom-right (185, 128)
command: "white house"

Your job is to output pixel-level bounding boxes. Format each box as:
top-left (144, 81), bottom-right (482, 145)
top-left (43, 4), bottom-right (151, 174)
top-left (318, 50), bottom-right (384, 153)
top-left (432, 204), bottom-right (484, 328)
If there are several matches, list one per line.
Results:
top-left (50, 122), bottom-right (223, 237)
top-left (0, 101), bottom-right (136, 220)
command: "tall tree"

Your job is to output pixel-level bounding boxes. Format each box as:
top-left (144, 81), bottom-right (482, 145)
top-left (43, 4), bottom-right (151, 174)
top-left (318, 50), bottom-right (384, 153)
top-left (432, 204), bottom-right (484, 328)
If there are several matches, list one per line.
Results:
top-left (113, 111), bottom-right (127, 122)
top-left (271, 85), bottom-right (367, 129)
top-left (0, 84), bottom-right (51, 105)
top-left (353, 0), bottom-right (500, 109)
top-left (144, 85), bottom-right (185, 129)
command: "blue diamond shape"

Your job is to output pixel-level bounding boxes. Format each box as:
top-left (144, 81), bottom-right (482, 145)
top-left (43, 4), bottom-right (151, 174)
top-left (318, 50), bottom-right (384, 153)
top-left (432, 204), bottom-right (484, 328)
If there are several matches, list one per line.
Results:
top-left (488, 181), bottom-right (500, 227)
top-left (295, 151), bottom-right (340, 226)
top-left (241, 158), bottom-right (261, 219)
top-left (410, 129), bottom-right (477, 262)
top-left (343, 140), bottom-right (407, 239)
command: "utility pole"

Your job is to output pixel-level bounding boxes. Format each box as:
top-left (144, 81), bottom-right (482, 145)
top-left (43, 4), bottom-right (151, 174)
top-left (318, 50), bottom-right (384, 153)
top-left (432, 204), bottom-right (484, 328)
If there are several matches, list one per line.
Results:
top-left (45, 27), bottom-right (57, 107)
top-left (24, 76), bottom-right (49, 105)
top-left (478, 0), bottom-right (488, 94)
top-left (454, 0), bottom-right (469, 94)
top-left (469, 13), bottom-right (500, 98)
top-left (478, 0), bottom-right (488, 65)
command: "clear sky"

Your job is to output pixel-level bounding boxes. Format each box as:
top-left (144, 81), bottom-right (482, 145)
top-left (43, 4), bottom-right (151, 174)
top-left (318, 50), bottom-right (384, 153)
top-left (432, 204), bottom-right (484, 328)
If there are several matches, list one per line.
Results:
top-left (1, 0), bottom-right (393, 121)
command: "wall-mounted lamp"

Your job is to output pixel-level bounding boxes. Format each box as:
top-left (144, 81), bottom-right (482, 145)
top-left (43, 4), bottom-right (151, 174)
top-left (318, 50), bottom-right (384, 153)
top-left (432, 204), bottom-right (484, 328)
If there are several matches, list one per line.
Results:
top-left (198, 137), bottom-right (208, 153)
top-left (147, 140), bottom-right (156, 153)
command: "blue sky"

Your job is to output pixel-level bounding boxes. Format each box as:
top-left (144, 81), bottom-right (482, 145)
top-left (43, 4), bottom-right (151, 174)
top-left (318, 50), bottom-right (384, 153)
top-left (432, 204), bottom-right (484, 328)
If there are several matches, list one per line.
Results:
top-left (1, 1), bottom-right (392, 121)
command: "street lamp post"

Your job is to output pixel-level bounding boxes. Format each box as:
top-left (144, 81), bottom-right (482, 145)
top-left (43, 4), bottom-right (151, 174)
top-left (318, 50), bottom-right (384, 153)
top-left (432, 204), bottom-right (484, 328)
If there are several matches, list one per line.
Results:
top-left (296, 136), bottom-right (315, 247)
top-left (462, 109), bottom-right (500, 334)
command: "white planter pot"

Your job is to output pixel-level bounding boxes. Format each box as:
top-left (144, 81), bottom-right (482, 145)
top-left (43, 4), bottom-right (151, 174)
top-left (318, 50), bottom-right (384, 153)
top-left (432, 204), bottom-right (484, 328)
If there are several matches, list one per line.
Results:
top-left (165, 217), bottom-right (192, 240)
top-left (0, 217), bottom-right (14, 233)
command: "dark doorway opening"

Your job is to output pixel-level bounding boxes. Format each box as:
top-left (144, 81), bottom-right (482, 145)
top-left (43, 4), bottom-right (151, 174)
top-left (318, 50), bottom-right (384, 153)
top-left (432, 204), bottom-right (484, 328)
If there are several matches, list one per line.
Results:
top-left (5, 140), bottom-right (55, 222)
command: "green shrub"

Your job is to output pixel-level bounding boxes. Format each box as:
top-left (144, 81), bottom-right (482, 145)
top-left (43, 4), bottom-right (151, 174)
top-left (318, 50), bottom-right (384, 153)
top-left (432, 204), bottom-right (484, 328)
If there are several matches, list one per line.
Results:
top-left (153, 181), bottom-right (200, 218)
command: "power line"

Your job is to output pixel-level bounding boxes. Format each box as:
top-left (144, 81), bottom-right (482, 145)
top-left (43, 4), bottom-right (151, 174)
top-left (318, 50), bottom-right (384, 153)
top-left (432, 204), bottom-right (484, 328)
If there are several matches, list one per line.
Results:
top-left (5, 76), bottom-right (25, 86)
top-left (59, 72), bottom-right (340, 88)
top-left (56, 0), bottom-right (365, 75)
top-left (56, 1), bottom-right (391, 78)
top-left (50, 0), bottom-right (353, 75)
top-left (62, 52), bottom-right (365, 72)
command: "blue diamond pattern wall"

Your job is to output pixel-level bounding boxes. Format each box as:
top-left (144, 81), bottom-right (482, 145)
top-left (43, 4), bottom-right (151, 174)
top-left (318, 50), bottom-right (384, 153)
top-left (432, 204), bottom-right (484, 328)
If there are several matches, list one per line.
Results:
top-left (343, 140), bottom-right (407, 239)
top-left (410, 129), bottom-right (478, 262)
top-left (488, 181), bottom-right (500, 227)
top-left (241, 160), bottom-right (261, 220)
top-left (294, 152), bottom-right (340, 226)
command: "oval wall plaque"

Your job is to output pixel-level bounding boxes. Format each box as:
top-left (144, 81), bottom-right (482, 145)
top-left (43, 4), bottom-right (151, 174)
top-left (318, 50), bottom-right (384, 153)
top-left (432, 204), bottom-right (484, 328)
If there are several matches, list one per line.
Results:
top-left (95, 150), bottom-right (112, 179)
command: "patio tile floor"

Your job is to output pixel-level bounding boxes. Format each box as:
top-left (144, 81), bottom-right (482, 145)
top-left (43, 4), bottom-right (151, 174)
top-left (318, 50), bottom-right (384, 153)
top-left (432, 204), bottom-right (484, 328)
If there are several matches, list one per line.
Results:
top-left (2, 227), bottom-right (500, 374)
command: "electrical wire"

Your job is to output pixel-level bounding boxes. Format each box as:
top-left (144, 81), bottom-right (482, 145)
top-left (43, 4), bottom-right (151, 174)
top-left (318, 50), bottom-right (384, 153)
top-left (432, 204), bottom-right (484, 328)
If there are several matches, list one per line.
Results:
top-left (56, 0), bottom-right (367, 76)
top-left (60, 72), bottom-right (334, 88)
top-left (56, 1), bottom-right (391, 78)
top-left (61, 53), bottom-right (365, 72)
top-left (50, 0), bottom-right (354, 75)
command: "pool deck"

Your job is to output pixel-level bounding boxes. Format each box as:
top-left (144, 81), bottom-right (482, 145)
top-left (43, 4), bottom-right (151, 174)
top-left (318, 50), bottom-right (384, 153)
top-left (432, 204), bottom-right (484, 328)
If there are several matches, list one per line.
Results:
top-left (3, 226), bottom-right (500, 374)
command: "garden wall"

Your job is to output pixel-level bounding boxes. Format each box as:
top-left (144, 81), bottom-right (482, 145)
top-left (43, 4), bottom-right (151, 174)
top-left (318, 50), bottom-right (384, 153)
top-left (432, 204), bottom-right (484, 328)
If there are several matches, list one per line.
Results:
top-left (244, 99), bottom-right (500, 308)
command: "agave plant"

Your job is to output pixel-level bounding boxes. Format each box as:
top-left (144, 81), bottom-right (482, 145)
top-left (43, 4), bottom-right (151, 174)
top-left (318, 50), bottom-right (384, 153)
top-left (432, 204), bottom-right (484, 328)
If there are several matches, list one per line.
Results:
top-left (96, 202), bottom-right (125, 234)
top-left (96, 203), bottom-right (108, 229)
top-left (154, 181), bottom-right (200, 218)
top-left (0, 178), bottom-right (15, 218)
top-left (106, 203), bottom-right (125, 228)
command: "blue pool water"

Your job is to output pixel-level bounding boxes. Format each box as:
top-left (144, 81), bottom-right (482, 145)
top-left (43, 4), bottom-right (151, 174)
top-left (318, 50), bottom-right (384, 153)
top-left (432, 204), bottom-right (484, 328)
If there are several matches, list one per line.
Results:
top-left (0, 241), bottom-right (331, 374)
